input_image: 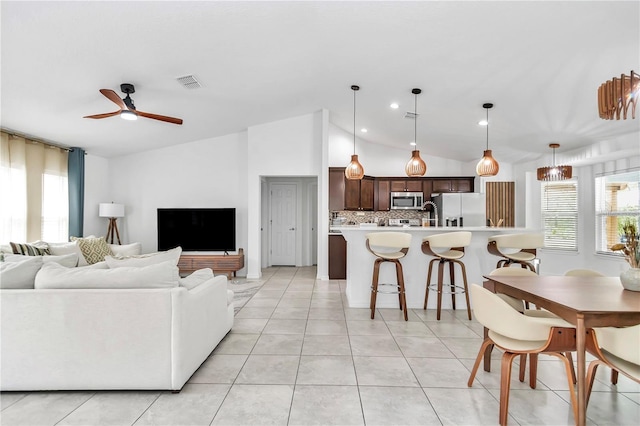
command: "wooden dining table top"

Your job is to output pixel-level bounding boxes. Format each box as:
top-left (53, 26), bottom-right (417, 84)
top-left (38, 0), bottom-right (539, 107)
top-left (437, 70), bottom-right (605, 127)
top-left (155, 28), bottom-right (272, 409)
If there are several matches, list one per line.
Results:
top-left (482, 275), bottom-right (640, 327)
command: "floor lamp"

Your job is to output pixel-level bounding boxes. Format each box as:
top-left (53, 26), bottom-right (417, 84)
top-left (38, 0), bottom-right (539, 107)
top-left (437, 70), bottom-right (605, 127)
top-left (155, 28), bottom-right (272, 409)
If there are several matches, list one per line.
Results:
top-left (99, 203), bottom-right (125, 245)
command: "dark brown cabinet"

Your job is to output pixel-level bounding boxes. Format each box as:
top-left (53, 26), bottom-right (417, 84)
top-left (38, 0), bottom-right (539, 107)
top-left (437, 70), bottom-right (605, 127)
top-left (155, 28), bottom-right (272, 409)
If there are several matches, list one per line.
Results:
top-left (345, 176), bottom-right (374, 210)
top-left (328, 234), bottom-right (347, 279)
top-left (431, 178), bottom-right (475, 194)
top-left (390, 179), bottom-right (423, 192)
top-left (376, 180), bottom-right (391, 211)
top-left (329, 168), bottom-right (346, 211)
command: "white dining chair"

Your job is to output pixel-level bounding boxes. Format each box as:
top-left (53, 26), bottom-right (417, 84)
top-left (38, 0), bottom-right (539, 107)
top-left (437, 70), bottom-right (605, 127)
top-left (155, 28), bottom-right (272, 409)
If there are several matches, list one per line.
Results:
top-left (586, 325), bottom-right (640, 406)
top-left (564, 269), bottom-right (605, 277)
top-left (468, 284), bottom-right (578, 425)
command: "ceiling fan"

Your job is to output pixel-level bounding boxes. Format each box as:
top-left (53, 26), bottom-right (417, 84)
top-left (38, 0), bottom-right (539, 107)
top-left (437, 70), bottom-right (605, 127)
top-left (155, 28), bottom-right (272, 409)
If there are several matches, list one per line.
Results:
top-left (84, 83), bottom-right (183, 125)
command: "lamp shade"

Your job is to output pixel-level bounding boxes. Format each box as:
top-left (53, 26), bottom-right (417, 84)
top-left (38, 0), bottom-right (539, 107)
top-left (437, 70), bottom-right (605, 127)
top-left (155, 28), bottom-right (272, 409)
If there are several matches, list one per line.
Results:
top-left (99, 203), bottom-right (125, 218)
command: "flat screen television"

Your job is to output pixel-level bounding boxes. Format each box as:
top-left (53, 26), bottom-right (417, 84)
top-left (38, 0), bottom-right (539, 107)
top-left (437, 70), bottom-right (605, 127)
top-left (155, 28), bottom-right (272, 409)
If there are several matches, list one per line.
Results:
top-left (157, 208), bottom-right (236, 252)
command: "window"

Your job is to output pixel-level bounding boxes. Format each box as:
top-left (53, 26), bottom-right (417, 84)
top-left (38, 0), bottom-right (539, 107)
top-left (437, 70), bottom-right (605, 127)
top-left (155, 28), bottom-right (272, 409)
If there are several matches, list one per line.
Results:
top-left (595, 169), bottom-right (640, 255)
top-left (541, 180), bottom-right (578, 251)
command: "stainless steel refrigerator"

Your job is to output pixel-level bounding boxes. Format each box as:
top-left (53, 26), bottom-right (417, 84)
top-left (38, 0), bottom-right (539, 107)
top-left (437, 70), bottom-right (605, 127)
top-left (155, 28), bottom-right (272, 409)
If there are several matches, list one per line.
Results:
top-left (432, 193), bottom-right (486, 227)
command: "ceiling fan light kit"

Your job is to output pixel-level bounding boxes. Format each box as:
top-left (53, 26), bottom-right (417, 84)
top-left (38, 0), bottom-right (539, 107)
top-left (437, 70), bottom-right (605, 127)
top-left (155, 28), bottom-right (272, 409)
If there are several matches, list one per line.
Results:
top-left (476, 102), bottom-right (499, 177)
top-left (598, 70), bottom-right (639, 120)
top-left (537, 143), bottom-right (573, 181)
top-left (405, 88), bottom-right (427, 177)
top-left (345, 85), bottom-right (365, 180)
top-left (84, 83), bottom-right (183, 125)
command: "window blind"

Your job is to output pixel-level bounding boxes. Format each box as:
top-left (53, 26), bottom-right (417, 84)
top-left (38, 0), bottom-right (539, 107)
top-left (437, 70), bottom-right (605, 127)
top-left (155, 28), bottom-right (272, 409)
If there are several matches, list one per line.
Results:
top-left (541, 181), bottom-right (578, 251)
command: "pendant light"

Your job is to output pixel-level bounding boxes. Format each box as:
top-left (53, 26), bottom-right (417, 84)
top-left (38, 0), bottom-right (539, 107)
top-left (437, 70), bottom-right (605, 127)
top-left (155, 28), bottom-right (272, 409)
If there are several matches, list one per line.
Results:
top-left (345, 85), bottom-right (365, 180)
top-left (537, 143), bottom-right (573, 181)
top-left (476, 103), bottom-right (500, 176)
top-left (405, 88), bottom-right (427, 177)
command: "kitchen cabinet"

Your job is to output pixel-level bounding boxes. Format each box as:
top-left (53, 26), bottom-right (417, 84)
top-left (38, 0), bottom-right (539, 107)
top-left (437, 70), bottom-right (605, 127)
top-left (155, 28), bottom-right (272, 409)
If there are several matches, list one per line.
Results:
top-left (328, 234), bottom-right (347, 279)
top-left (431, 177), bottom-right (475, 193)
top-left (390, 179), bottom-right (423, 192)
top-left (376, 180), bottom-right (391, 211)
top-left (345, 176), bottom-right (374, 210)
top-left (329, 168), bottom-right (346, 211)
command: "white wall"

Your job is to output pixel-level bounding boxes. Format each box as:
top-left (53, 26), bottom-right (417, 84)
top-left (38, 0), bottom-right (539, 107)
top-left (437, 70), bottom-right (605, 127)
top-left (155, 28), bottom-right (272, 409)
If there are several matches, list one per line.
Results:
top-left (103, 132), bottom-right (249, 274)
top-left (246, 111), bottom-right (325, 278)
top-left (83, 154), bottom-right (110, 237)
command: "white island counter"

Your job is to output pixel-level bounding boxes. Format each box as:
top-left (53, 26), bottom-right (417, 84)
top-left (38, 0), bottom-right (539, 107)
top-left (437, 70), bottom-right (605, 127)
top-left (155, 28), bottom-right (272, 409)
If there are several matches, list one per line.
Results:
top-left (335, 226), bottom-right (537, 310)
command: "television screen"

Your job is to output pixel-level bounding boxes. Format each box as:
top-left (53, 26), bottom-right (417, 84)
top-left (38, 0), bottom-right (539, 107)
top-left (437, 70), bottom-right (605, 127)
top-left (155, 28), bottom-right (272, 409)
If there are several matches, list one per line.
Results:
top-left (157, 208), bottom-right (236, 252)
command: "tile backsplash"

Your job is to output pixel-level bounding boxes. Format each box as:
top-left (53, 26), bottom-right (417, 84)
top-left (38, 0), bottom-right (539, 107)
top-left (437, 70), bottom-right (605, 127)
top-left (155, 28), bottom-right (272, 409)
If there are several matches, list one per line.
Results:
top-left (331, 210), bottom-right (430, 226)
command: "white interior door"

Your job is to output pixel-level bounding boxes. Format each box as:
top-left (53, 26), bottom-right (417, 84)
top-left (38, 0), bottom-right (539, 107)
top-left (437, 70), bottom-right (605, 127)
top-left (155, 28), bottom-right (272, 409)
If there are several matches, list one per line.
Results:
top-left (310, 182), bottom-right (317, 265)
top-left (270, 183), bottom-right (297, 265)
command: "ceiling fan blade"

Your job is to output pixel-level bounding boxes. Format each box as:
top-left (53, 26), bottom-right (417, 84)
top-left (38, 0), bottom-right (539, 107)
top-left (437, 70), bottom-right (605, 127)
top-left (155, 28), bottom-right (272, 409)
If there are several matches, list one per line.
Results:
top-left (136, 110), bottom-right (183, 125)
top-left (83, 111), bottom-right (121, 119)
top-left (99, 89), bottom-right (127, 109)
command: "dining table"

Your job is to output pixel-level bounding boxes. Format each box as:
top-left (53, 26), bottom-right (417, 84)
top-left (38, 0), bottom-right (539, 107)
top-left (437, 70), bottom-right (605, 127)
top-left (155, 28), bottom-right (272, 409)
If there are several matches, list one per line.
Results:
top-left (482, 275), bottom-right (640, 426)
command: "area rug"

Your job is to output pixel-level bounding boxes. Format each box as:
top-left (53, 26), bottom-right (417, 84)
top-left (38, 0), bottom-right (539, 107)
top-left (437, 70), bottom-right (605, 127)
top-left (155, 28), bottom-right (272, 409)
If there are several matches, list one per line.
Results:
top-left (228, 279), bottom-right (264, 314)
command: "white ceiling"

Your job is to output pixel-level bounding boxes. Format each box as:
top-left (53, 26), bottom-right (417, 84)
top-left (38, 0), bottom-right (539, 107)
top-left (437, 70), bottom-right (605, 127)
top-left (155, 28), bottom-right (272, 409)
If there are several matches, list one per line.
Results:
top-left (2, 1), bottom-right (639, 162)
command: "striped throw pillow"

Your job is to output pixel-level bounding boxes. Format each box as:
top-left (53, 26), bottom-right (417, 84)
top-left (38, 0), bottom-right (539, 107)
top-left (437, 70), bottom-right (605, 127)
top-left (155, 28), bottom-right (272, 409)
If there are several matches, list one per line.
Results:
top-left (10, 242), bottom-right (51, 256)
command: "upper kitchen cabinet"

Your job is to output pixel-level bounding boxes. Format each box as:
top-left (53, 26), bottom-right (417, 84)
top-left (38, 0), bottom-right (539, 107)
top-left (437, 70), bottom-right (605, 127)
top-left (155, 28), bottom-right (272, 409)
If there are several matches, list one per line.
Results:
top-left (329, 167), bottom-right (346, 211)
top-left (431, 177), bottom-right (475, 194)
top-left (345, 176), bottom-right (374, 210)
top-left (390, 179), bottom-right (423, 192)
top-left (376, 180), bottom-right (391, 211)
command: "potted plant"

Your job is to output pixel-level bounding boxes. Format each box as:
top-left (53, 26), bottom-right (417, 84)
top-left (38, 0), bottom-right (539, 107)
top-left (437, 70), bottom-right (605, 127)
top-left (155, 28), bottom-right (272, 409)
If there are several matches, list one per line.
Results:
top-left (611, 218), bottom-right (640, 291)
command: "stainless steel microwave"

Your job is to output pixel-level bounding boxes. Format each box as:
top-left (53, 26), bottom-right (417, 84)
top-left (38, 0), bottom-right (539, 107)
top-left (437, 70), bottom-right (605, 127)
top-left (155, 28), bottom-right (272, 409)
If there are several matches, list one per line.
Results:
top-left (390, 192), bottom-right (424, 210)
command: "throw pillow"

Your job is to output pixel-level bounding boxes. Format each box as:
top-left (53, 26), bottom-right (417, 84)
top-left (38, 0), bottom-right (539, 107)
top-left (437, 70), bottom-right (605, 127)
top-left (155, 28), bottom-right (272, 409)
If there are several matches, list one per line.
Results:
top-left (9, 241), bottom-right (51, 256)
top-left (104, 246), bottom-right (182, 268)
top-left (70, 236), bottom-right (112, 265)
top-left (109, 242), bottom-right (142, 257)
top-left (0, 256), bottom-right (43, 289)
top-left (179, 268), bottom-right (214, 290)
top-left (34, 261), bottom-right (180, 289)
top-left (48, 241), bottom-right (88, 266)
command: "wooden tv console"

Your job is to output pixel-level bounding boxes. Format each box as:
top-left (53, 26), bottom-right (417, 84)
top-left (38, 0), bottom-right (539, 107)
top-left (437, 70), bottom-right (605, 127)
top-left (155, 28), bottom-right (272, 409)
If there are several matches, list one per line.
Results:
top-left (177, 248), bottom-right (244, 279)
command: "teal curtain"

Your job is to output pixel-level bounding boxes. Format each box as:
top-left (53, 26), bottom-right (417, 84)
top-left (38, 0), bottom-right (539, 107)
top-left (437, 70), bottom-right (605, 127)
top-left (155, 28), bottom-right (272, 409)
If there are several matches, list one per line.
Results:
top-left (68, 148), bottom-right (85, 238)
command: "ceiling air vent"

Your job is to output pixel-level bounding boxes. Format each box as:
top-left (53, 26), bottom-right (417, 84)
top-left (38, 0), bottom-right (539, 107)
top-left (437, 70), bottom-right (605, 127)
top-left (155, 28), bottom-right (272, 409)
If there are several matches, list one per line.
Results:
top-left (176, 75), bottom-right (202, 89)
top-left (404, 111), bottom-right (419, 119)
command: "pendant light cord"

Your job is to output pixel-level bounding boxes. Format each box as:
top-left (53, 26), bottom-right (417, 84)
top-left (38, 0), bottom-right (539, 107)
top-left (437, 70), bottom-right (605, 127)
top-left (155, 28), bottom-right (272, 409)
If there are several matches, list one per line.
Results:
top-left (414, 92), bottom-right (418, 149)
top-left (486, 107), bottom-right (489, 150)
top-left (353, 88), bottom-right (356, 156)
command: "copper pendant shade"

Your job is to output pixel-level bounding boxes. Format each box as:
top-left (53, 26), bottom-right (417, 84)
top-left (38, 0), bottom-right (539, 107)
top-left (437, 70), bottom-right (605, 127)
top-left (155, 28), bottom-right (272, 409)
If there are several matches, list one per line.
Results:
top-left (345, 85), bottom-right (365, 180)
top-left (476, 103), bottom-right (499, 176)
top-left (537, 143), bottom-right (572, 181)
top-left (405, 88), bottom-right (427, 177)
top-left (597, 70), bottom-right (639, 120)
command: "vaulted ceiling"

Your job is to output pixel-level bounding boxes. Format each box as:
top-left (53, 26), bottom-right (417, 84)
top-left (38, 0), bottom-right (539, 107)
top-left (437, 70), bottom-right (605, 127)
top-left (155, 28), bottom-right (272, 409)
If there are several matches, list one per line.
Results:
top-left (2, 1), bottom-right (639, 162)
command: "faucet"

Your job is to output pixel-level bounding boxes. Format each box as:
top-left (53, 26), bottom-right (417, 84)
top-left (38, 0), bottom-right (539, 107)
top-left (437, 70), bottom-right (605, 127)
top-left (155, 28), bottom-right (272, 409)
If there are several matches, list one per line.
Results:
top-left (422, 201), bottom-right (438, 226)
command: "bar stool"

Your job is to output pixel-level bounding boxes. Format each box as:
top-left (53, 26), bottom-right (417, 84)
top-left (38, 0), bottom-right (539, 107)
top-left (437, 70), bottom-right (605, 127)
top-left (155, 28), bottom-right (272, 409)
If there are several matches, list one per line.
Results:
top-left (487, 233), bottom-right (544, 272)
top-left (366, 232), bottom-right (412, 321)
top-left (422, 231), bottom-right (472, 320)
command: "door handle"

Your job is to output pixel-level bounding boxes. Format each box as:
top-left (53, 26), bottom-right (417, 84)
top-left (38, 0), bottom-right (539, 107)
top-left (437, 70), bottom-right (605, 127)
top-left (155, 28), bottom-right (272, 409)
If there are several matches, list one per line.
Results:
top-left (289, 228), bottom-right (295, 231)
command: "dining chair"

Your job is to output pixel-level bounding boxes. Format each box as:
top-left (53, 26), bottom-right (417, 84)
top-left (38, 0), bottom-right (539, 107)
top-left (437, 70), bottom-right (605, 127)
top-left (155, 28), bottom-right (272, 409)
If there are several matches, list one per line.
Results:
top-left (487, 233), bottom-right (544, 272)
top-left (564, 269), bottom-right (605, 277)
top-left (586, 325), bottom-right (640, 406)
top-left (468, 284), bottom-right (578, 425)
top-left (488, 267), bottom-right (538, 311)
top-left (366, 232), bottom-right (412, 321)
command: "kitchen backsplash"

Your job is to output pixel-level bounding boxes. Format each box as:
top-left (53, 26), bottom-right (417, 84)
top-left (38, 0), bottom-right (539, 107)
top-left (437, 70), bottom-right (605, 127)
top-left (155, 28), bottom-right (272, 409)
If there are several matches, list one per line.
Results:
top-left (331, 210), bottom-right (429, 226)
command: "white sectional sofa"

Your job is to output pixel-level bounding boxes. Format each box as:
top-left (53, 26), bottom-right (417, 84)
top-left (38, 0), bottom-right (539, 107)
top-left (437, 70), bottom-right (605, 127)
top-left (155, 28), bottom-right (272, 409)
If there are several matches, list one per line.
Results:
top-left (0, 241), bottom-right (234, 391)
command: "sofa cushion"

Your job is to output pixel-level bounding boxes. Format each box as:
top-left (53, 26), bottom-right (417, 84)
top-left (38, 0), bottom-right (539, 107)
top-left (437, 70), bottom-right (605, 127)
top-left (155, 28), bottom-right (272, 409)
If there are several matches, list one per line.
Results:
top-left (179, 268), bottom-right (214, 290)
top-left (0, 256), bottom-right (43, 289)
top-left (109, 242), bottom-right (142, 257)
top-left (34, 261), bottom-right (180, 289)
top-left (48, 241), bottom-right (88, 266)
top-left (3, 253), bottom-right (79, 268)
top-left (9, 241), bottom-right (51, 256)
top-left (105, 247), bottom-right (182, 268)
top-left (227, 289), bottom-right (234, 306)
top-left (71, 236), bottom-right (113, 265)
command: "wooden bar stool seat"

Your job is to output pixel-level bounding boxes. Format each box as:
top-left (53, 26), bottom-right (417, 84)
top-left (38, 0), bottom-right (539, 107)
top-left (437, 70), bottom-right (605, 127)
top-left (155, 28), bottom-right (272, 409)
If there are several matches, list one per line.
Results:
top-left (422, 231), bottom-right (472, 321)
top-left (366, 232), bottom-right (412, 321)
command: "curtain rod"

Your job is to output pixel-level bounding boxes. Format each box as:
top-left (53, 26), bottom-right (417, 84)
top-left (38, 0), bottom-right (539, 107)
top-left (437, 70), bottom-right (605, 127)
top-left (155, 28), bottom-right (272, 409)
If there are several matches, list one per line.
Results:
top-left (1, 128), bottom-right (79, 153)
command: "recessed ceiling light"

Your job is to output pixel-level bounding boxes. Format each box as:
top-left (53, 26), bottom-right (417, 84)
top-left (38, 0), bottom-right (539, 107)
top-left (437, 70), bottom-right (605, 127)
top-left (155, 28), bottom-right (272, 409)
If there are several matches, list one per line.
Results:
top-left (478, 120), bottom-right (488, 126)
top-left (410, 141), bottom-right (416, 146)
top-left (361, 128), bottom-right (368, 133)
top-left (390, 103), bottom-right (399, 109)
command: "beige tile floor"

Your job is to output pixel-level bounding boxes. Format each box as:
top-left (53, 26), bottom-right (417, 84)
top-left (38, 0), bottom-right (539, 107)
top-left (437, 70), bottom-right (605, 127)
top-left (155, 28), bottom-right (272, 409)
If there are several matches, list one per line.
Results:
top-left (1, 266), bottom-right (639, 425)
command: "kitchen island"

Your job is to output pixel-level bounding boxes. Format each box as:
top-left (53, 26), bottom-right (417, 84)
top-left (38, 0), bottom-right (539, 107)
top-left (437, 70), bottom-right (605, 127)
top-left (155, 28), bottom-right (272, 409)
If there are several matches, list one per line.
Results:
top-left (335, 226), bottom-right (537, 311)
